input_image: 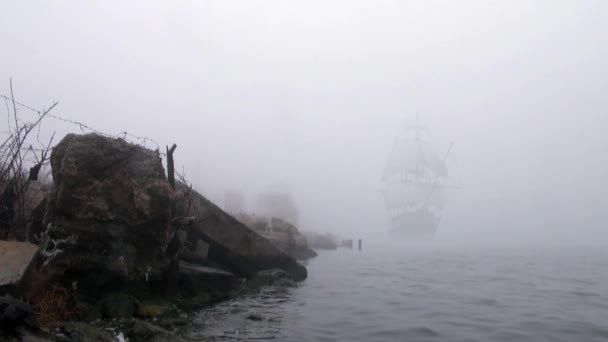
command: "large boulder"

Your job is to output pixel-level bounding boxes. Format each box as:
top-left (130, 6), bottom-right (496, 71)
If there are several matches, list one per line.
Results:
top-left (178, 188), bottom-right (307, 281)
top-left (21, 134), bottom-right (173, 301)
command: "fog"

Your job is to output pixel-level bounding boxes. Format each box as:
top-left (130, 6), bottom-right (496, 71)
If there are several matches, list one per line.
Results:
top-left (2, 1), bottom-right (607, 245)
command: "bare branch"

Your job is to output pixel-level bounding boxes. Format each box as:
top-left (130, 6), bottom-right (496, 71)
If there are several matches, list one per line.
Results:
top-left (10, 78), bottom-right (18, 135)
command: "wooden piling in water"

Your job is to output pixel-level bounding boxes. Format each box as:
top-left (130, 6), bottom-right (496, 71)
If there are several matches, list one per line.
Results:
top-left (358, 239), bottom-right (362, 250)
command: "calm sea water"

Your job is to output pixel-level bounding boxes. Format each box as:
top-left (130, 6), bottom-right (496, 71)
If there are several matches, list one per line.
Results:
top-left (187, 243), bottom-right (608, 341)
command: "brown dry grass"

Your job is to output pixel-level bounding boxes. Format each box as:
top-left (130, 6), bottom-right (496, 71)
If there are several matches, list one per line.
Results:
top-left (23, 269), bottom-right (77, 328)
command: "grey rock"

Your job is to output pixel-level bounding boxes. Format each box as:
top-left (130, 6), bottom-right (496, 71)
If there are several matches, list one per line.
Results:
top-left (125, 319), bottom-right (187, 342)
top-left (171, 216), bottom-right (195, 226)
top-left (136, 301), bottom-right (178, 318)
top-left (57, 322), bottom-right (116, 342)
top-left (3, 330), bottom-right (53, 342)
top-left (194, 239), bottom-right (209, 259)
top-left (302, 232), bottom-right (338, 250)
top-left (178, 187), bottom-right (307, 281)
top-left (100, 293), bottom-right (138, 319)
top-left (259, 218), bottom-right (318, 260)
top-left (0, 295), bottom-right (34, 336)
top-left (248, 269), bottom-right (297, 289)
top-left (21, 134), bottom-right (173, 300)
top-left (0, 241), bottom-right (38, 294)
top-left (177, 261), bottom-right (238, 306)
top-left (237, 215), bottom-right (317, 260)
top-left (19, 331), bottom-right (53, 342)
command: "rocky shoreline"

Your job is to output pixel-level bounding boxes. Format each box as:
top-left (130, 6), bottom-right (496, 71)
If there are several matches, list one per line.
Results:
top-left (0, 134), bottom-right (309, 341)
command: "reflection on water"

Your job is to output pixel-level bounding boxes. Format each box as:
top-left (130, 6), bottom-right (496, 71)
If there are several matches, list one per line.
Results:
top-left (186, 243), bottom-right (608, 342)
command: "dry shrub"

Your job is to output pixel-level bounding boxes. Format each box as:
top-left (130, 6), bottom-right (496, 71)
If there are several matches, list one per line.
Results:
top-left (23, 269), bottom-right (77, 327)
top-left (175, 172), bottom-right (194, 217)
top-left (1, 80), bottom-right (57, 241)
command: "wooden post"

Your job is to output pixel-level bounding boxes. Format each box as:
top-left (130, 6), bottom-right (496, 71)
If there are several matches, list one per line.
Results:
top-left (166, 144), bottom-right (177, 190)
top-left (165, 143), bottom-right (178, 297)
top-left (358, 239), bottom-right (362, 251)
top-left (165, 232), bottom-right (182, 298)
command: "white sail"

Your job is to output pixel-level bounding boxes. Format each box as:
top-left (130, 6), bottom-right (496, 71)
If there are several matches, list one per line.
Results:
top-left (382, 179), bottom-right (446, 211)
top-left (382, 119), bottom-right (449, 213)
top-left (383, 138), bottom-right (447, 181)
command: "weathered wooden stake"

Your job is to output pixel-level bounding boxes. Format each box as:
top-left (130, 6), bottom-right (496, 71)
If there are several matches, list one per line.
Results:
top-left (166, 144), bottom-right (177, 190)
top-left (358, 239), bottom-right (362, 251)
top-left (165, 143), bottom-right (178, 297)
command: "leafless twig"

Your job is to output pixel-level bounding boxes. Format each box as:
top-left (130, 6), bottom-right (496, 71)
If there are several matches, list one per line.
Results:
top-left (0, 79), bottom-right (57, 241)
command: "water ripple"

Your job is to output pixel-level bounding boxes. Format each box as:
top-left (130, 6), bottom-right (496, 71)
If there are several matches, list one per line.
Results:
top-left (186, 246), bottom-right (608, 341)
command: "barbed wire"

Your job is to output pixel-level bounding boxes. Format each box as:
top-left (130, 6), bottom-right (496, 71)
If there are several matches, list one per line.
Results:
top-left (0, 145), bottom-right (54, 153)
top-left (0, 94), bottom-right (166, 156)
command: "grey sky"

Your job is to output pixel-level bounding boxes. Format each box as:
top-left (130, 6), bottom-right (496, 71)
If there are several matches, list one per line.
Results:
top-left (1, 1), bottom-right (607, 244)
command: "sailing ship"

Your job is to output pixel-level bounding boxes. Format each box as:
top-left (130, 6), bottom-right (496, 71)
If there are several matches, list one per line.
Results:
top-left (382, 118), bottom-right (451, 237)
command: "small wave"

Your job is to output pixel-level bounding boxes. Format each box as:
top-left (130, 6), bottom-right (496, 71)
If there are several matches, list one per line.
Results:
top-left (475, 298), bottom-right (501, 306)
top-left (406, 326), bottom-right (442, 338)
top-left (569, 290), bottom-right (600, 297)
top-left (184, 246), bottom-right (608, 342)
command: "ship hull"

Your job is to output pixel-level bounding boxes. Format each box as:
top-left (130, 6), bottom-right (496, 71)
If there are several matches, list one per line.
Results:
top-left (389, 208), bottom-right (440, 238)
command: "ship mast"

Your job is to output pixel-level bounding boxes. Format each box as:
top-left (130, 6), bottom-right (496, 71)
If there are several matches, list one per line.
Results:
top-left (411, 115), bottom-right (425, 179)
top-left (415, 115), bottom-right (421, 143)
